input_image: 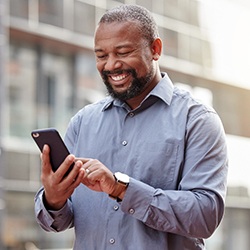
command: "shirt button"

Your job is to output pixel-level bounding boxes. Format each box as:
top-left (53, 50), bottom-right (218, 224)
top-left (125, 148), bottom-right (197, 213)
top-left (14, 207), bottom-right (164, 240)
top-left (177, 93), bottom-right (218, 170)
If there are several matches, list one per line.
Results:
top-left (113, 205), bottom-right (119, 211)
top-left (129, 112), bottom-right (134, 117)
top-left (122, 140), bottom-right (128, 146)
top-left (109, 238), bottom-right (115, 244)
top-left (129, 208), bottom-right (135, 214)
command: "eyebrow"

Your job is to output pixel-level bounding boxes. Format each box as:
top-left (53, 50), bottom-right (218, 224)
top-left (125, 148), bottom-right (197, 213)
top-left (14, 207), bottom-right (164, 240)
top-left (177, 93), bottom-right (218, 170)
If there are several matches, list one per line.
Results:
top-left (94, 44), bottom-right (136, 53)
top-left (94, 48), bottom-right (103, 53)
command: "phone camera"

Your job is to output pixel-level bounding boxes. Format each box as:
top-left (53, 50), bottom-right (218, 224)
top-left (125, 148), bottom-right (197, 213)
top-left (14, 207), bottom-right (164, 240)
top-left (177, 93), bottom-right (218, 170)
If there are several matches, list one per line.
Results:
top-left (32, 133), bottom-right (40, 138)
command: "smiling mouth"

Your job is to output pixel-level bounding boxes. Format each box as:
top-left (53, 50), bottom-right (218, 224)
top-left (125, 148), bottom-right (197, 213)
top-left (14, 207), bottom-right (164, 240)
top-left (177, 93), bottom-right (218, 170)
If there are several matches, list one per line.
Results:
top-left (110, 73), bottom-right (129, 82)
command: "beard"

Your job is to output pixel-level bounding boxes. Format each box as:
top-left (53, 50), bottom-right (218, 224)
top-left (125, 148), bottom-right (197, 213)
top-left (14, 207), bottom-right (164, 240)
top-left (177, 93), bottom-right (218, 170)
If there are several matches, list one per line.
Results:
top-left (101, 68), bottom-right (153, 101)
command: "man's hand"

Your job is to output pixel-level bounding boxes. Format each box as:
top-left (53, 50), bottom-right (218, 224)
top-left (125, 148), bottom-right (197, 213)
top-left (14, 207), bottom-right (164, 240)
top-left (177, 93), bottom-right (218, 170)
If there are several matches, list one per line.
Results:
top-left (78, 158), bottom-right (117, 195)
top-left (41, 145), bottom-right (85, 210)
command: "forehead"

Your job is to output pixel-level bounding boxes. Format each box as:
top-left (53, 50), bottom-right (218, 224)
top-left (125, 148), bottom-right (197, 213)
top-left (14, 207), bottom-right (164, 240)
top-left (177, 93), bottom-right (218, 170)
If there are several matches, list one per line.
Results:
top-left (94, 21), bottom-right (143, 48)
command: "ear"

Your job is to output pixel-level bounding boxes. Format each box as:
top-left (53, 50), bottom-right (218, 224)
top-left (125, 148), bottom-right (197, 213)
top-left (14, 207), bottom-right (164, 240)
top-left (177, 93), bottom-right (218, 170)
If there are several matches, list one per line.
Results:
top-left (151, 38), bottom-right (162, 61)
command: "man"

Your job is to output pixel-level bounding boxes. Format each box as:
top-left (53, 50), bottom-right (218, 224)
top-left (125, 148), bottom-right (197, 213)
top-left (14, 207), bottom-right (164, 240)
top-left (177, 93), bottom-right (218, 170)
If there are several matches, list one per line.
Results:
top-left (35, 4), bottom-right (228, 250)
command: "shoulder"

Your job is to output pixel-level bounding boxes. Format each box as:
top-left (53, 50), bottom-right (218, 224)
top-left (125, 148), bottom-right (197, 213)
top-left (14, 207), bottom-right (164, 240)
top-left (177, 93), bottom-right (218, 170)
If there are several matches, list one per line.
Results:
top-left (64, 97), bottom-right (112, 149)
top-left (171, 86), bottom-right (226, 135)
top-left (75, 97), bottom-right (111, 119)
top-left (68, 97), bottom-right (111, 131)
top-left (173, 86), bottom-right (216, 117)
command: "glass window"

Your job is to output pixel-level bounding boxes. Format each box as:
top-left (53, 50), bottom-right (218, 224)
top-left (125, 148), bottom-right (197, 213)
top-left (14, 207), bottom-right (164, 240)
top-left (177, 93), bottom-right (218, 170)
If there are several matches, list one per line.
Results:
top-left (9, 0), bottom-right (29, 19)
top-left (8, 43), bottom-right (77, 137)
top-left (74, 2), bottom-right (96, 36)
top-left (153, 0), bottom-right (164, 15)
top-left (39, 0), bottom-right (64, 27)
top-left (188, 0), bottom-right (200, 26)
top-left (163, 0), bottom-right (180, 20)
top-left (178, 34), bottom-right (203, 65)
top-left (172, 0), bottom-right (199, 26)
top-left (3, 192), bottom-right (39, 248)
top-left (3, 191), bottom-right (74, 249)
top-left (36, 52), bottom-right (75, 133)
top-left (178, 33), bottom-right (190, 61)
top-left (202, 40), bottom-right (212, 68)
top-left (190, 36), bottom-right (202, 65)
top-left (115, 0), bottom-right (125, 3)
top-left (8, 44), bottom-right (37, 138)
top-left (75, 52), bottom-right (105, 108)
top-left (4, 151), bottom-right (40, 182)
top-left (159, 27), bottom-right (178, 57)
top-left (222, 207), bottom-right (250, 250)
top-left (136, 0), bottom-right (152, 11)
top-left (177, 0), bottom-right (190, 23)
top-left (5, 151), bottom-right (30, 180)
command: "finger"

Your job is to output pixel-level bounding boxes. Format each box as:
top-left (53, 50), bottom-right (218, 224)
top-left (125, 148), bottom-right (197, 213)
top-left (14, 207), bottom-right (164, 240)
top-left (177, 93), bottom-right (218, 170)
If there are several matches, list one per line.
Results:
top-left (83, 159), bottom-right (102, 174)
top-left (76, 159), bottom-right (94, 177)
top-left (85, 168), bottom-right (91, 176)
top-left (54, 154), bottom-right (76, 180)
top-left (83, 164), bottom-right (105, 185)
top-left (81, 175), bottom-right (96, 187)
top-left (71, 166), bottom-right (85, 188)
top-left (65, 159), bottom-right (83, 183)
top-left (41, 144), bottom-right (53, 175)
top-left (75, 157), bottom-right (93, 165)
top-left (81, 164), bottom-right (96, 185)
top-left (81, 161), bottom-right (94, 178)
top-left (83, 158), bottom-right (100, 169)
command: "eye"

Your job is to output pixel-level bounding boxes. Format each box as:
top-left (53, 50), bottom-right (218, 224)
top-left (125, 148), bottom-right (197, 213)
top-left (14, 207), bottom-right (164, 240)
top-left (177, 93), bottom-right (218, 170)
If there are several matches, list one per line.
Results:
top-left (96, 54), bottom-right (107, 60)
top-left (117, 51), bottom-right (131, 57)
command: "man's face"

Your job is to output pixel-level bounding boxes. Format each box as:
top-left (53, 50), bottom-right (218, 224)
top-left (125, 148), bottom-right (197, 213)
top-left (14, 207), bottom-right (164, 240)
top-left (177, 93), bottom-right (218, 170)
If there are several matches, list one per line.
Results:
top-left (94, 21), bottom-right (156, 101)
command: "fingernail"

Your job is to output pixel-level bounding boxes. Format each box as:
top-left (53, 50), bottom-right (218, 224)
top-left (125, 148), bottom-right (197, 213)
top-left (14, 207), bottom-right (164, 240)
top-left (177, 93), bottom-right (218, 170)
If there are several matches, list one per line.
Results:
top-left (68, 154), bottom-right (75, 161)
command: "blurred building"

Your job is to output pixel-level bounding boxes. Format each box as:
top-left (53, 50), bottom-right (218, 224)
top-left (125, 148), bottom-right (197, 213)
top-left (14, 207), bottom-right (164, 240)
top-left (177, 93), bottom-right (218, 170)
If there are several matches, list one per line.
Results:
top-left (0, 0), bottom-right (250, 249)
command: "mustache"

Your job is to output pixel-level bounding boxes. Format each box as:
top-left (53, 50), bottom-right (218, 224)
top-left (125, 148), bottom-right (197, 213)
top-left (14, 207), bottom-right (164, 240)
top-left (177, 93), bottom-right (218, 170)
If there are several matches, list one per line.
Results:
top-left (102, 69), bottom-right (135, 77)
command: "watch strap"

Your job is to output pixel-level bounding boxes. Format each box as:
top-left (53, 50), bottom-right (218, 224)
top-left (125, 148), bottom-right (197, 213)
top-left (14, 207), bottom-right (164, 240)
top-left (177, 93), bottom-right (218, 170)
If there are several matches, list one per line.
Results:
top-left (109, 184), bottom-right (126, 202)
top-left (109, 172), bottom-right (129, 202)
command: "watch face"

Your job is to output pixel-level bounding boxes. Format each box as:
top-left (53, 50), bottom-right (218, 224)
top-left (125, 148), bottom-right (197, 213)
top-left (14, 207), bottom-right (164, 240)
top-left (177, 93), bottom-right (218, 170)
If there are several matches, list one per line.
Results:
top-left (115, 172), bottom-right (129, 184)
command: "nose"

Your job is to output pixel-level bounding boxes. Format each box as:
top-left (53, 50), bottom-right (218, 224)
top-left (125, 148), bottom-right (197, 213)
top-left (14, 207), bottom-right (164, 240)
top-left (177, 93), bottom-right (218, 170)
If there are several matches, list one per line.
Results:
top-left (104, 54), bottom-right (122, 71)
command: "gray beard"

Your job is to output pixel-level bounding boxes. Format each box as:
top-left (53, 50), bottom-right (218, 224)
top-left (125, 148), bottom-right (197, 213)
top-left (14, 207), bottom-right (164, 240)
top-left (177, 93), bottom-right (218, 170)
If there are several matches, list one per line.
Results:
top-left (102, 69), bottom-right (153, 101)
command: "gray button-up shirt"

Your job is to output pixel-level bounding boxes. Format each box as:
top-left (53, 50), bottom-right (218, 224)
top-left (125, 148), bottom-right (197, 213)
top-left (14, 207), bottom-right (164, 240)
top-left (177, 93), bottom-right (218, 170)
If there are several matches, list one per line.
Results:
top-left (35, 73), bottom-right (228, 250)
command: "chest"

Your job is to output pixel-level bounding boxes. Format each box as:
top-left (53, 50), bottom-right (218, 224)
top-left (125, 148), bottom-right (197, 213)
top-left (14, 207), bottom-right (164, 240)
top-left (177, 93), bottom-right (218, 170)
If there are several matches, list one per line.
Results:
top-left (72, 103), bottom-right (187, 190)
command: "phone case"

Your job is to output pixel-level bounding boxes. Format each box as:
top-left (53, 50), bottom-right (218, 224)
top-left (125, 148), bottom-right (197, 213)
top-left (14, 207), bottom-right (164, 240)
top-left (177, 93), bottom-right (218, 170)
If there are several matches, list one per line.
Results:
top-left (31, 128), bottom-right (74, 176)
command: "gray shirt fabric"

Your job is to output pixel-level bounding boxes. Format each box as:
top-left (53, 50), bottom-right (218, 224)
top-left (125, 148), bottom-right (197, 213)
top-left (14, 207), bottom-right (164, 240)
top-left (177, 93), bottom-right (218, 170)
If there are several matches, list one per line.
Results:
top-left (35, 73), bottom-right (228, 250)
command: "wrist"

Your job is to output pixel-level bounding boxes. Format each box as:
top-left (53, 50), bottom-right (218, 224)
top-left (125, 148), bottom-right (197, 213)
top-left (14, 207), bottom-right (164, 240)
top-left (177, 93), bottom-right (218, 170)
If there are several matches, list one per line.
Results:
top-left (109, 172), bottom-right (129, 202)
top-left (109, 182), bottom-right (127, 200)
top-left (43, 192), bottom-right (66, 211)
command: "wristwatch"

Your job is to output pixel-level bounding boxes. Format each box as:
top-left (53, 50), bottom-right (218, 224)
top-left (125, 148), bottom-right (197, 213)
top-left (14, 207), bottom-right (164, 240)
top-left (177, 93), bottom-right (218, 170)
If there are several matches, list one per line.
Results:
top-left (109, 172), bottom-right (129, 202)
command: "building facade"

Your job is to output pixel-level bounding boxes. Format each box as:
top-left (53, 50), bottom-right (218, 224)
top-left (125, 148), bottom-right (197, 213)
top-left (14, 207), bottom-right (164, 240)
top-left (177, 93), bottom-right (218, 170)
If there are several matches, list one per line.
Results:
top-left (1, 0), bottom-right (250, 249)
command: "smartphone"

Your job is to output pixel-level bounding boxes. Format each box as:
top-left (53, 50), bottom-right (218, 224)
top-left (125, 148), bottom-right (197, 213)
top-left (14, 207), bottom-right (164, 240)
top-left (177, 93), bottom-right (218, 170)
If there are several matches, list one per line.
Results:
top-left (31, 128), bottom-right (74, 176)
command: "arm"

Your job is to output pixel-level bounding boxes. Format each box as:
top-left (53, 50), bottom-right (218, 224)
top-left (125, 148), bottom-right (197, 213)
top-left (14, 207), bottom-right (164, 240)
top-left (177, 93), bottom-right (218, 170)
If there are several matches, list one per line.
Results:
top-left (34, 187), bottom-right (74, 232)
top-left (34, 145), bottom-right (86, 232)
top-left (121, 111), bottom-right (228, 238)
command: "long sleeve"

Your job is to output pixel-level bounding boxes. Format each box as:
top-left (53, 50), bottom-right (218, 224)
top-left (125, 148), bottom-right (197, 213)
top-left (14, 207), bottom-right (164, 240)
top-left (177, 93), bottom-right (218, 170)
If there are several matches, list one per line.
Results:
top-left (34, 187), bottom-right (74, 232)
top-left (121, 110), bottom-right (228, 239)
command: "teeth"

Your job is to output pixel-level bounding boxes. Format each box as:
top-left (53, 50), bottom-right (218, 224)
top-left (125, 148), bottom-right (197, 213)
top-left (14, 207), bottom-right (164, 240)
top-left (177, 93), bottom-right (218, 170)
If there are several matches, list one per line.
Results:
top-left (111, 74), bottom-right (127, 81)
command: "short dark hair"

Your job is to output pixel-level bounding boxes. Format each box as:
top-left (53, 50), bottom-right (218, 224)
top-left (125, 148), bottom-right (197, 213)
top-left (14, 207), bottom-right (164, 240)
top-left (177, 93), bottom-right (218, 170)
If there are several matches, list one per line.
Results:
top-left (99, 4), bottom-right (159, 44)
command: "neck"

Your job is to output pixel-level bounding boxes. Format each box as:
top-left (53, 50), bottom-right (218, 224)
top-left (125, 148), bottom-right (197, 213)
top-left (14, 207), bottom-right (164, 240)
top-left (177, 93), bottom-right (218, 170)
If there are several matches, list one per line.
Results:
top-left (126, 70), bottom-right (162, 110)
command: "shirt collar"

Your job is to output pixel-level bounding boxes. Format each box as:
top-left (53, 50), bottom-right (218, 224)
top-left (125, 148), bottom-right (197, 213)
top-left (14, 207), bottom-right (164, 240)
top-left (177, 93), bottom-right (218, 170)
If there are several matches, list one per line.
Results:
top-left (149, 72), bottom-right (174, 106)
top-left (102, 72), bottom-right (174, 111)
